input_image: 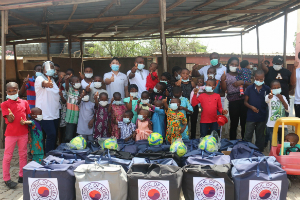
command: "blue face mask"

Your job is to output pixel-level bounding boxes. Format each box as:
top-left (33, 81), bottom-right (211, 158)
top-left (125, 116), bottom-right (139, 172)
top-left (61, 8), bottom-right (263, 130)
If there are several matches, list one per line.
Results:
top-left (138, 64), bottom-right (145, 70)
top-left (210, 59), bottom-right (219, 66)
top-left (254, 80), bottom-right (264, 86)
top-left (53, 74), bottom-right (58, 78)
top-left (284, 142), bottom-right (291, 148)
top-left (138, 115), bottom-right (144, 120)
top-left (45, 69), bottom-right (55, 77)
top-left (113, 100), bottom-right (122, 105)
top-left (123, 118), bottom-right (131, 123)
top-left (7, 93), bottom-right (18, 100)
top-left (111, 64), bottom-right (119, 71)
top-left (36, 72), bottom-right (42, 77)
top-left (272, 88), bottom-right (281, 95)
top-left (169, 103), bottom-right (178, 110)
top-left (205, 86), bottom-right (213, 92)
top-left (182, 79), bottom-right (189, 82)
top-left (160, 80), bottom-right (168, 84)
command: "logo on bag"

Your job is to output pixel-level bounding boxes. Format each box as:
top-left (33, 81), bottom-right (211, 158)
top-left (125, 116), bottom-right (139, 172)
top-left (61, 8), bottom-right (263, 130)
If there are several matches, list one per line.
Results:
top-left (193, 177), bottom-right (225, 200)
top-left (28, 178), bottom-right (59, 200)
top-left (249, 180), bottom-right (281, 200)
top-left (79, 181), bottom-right (111, 200)
top-left (138, 180), bottom-right (169, 200)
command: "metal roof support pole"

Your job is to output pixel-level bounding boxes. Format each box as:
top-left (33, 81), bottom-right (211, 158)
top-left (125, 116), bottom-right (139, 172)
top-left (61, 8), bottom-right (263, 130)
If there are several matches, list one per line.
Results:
top-left (68, 36), bottom-right (72, 69)
top-left (240, 32), bottom-right (243, 60)
top-left (283, 10), bottom-right (288, 68)
top-left (46, 25), bottom-right (50, 60)
top-left (13, 44), bottom-right (18, 84)
top-left (1, 10), bottom-right (8, 148)
top-left (256, 25), bottom-right (260, 67)
top-left (159, 0), bottom-right (167, 72)
top-left (80, 39), bottom-right (83, 73)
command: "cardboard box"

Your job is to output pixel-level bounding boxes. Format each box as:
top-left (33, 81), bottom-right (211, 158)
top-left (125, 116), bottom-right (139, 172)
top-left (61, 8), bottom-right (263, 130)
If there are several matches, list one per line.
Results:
top-left (222, 151), bottom-right (231, 155)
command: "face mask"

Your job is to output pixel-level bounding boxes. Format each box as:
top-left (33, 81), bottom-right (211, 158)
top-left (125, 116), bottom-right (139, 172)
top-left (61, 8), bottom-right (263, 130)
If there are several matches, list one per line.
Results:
top-left (73, 83), bottom-right (81, 89)
top-left (53, 74), bottom-right (58, 78)
top-left (137, 64), bottom-right (145, 70)
top-left (85, 73), bottom-right (93, 78)
top-left (94, 82), bottom-right (102, 88)
top-left (36, 72), bottom-right (42, 77)
top-left (36, 115), bottom-right (43, 121)
top-left (138, 115), bottom-right (144, 120)
top-left (272, 88), bottom-right (281, 95)
top-left (99, 101), bottom-right (108, 107)
top-left (210, 59), bottom-right (219, 66)
top-left (160, 80), bottom-right (168, 84)
top-left (249, 65), bottom-right (253, 68)
top-left (155, 107), bottom-right (161, 110)
top-left (208, 74), bottom-right (215, 79)
top-left (253, 67), bottom-right (257, 71)
top-left (176, 74), bottom-right (181, 80)
top-left (254, 80), bottom-right (264, 86)
top-left (273, 65), bottom-right (282, 71)
top-left (182, 79), bottom-right (189, 82)
top-left (229, 66), bottom-right (237, 72)
top-left (153, 87), bottom-right (160, 93)
top-left (205, 86), bottom-right (213, 92)
top-left (141, 99), bottom-right (149, 104)
top-left (130, 92), bottom-right (138, 98)
top-left (169, 103), bottom-right (178, 110)
top-left (284, 142), bottom-right (291, 148)
top-left (45, 69), bottom-right (55, 76)
top-left (82, 95), bottom-right (89, 102)
top-left (113, 100), bottom-right (122, 105)
top-left (123, 118), bottom-right (131, 123)
top-left (6, 93), bottom-right (18, 100)
top-left (111, 64), bottom-right (119, 71)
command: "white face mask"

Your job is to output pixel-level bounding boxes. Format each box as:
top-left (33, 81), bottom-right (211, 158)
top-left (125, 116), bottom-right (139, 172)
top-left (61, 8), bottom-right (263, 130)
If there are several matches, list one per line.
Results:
top-left (229, 66), bottom-right (237, 72)
top-left (130, 92), bottom-right (138, 98)
top-left (99, 101), bottom-right (108, 107)
top-left (73, 83), bottom-right (81, 89)
top-left (273, 64), bottom-right (282, 71)
top-left (249, 65), bottom-right (253, 68)
top-left (94, 82), bottom-right (102, 88)
top-left (82, 95), bottom-right (89, 102)
top-left (208, 74), bottom-right (215, 79)
top-left (85, 73), bottom-right (93, 78)
top-left (36, 115), bottom-right (43, 121)
top-left (141, 99), bottom-right (149, 104)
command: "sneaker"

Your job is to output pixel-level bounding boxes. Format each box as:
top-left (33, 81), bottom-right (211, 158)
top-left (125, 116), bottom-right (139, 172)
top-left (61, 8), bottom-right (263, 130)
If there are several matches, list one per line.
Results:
top-left (4, 180), bottom-right (17, 189)
top-left (18, 177), bottom-right (23, 183)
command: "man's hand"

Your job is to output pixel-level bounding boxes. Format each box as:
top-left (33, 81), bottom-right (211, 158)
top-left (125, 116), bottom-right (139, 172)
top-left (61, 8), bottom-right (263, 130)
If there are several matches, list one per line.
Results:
top-left (44, 76), bottom-right (53, 88)
top-left (251, 106), bottom-right (259, 113)
top-left (131, 63), bottom-right (138, 74)
top-left (7, 108), bottom-right (14, 122)
top-left (110, 74), bottom-right (114, 82)
top-left (20, 117), bottom-right (26, 125)
top-left (88, 119), bottom-right (94, 129)
top-left (222, 110), bottom-right (228, 115)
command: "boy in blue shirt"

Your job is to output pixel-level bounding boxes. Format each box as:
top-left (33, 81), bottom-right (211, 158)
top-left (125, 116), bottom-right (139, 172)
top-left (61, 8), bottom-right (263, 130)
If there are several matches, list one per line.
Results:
top-left (280, 133), bottom-right (300, 155)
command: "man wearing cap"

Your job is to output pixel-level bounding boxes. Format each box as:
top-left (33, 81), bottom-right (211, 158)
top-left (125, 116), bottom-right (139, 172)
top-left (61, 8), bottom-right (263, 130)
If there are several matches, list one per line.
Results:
top-left (261, 55), bottom-right (293, 111)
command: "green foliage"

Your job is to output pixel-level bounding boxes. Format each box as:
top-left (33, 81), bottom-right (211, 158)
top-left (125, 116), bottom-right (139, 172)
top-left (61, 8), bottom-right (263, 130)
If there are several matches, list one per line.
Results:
top-left (87, 37), bottom-right (207, 57)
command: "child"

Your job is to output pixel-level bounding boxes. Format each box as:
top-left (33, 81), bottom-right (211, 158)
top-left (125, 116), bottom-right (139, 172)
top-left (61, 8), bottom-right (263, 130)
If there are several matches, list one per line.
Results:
top-left (192, 79), bottom-right (228, 137)
top-left (64, 75), bottom-right (81, 142)
top-left (110, 92), bottom-right (127, 139)
top-left (161, 72), bottom-right (173, 98)
top-left (124, 84), bottom-right (139, 123)
top-left (146, 63), bottom-right (159, 92)
top-left (163, 97), bottom-right (187, 143)
top-left (80, 66), bottom-right (94, 89)
top-left (1, 82), bottom-right (31, 188)
top-left (280, 133), bottom-right (300, 155)
top-left (21, 108), bottom-right (44, 164)
top-left (151, 100), bottom-right (165, 137)
top-left (265, 80), bottom-right (289, 147)
top-left (77, 90), bottom-right (95, 142)
top-left (172, 86), bottom-right (193, 140)
top-left (94, 92), bottom-right (111, 139)
top-left (244, 70), bottom-right (270, 152)
top-left (88, 75), bottom-right (108, 103)
top-left (175, 68), bottom-right (195, 100)
top-left (206, 67), bottom-right (221, 93)
top-left (150, 82), bottom-right (167, 102)
top-left (137, 91), bottom-right (153, 112)
top-left (171, 66), bottom-right (182, 86)
top-left (236, 60), bottom-right (252, 96)
top-left (118, 110), bottom-right (137, 141)
top-left (135, 109), bottom-right (153, 141)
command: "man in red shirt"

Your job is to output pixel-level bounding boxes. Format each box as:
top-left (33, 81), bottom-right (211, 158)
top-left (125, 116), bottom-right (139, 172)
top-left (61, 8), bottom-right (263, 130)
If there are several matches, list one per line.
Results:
top-left (1, 82), bottom-right (31, 189)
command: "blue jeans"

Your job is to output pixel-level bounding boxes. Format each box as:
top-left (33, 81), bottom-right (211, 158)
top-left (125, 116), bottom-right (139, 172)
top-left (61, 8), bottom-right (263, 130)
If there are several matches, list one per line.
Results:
top-left (200, 122), bottom-right (218, 137)
top-left (266, 127), bottom-right (289, 149)
top-left (41, 119), bottom-right (59, 153)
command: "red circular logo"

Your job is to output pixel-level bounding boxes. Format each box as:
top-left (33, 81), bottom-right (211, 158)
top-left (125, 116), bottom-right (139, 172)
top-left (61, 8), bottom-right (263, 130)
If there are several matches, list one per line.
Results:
top-left (30, 179), bottom-right (59, 200)
top-left (250, 182), bottom-right (280, 200)
top-left (195, 178), bottom-right (225, 200)
top-left (81, 182), bottom-right (110, 200)
top-left (139, 181), bottom-right (169, 200)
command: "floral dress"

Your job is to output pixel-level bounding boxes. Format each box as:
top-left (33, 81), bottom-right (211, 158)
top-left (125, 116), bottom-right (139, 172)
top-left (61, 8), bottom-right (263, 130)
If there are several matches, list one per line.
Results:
top-left (111, 104), bottom-right (126, 139)
top-left (94, 105), bottom-right (110, 140)
top-left (165, 108), bottom-right (187, 143)
top-left (29, 120), bottom-right (44, 164)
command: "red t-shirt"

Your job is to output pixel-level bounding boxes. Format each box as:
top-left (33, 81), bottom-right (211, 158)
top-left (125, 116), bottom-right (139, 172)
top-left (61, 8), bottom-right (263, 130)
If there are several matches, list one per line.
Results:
top-left (1, 98), bottom-right (31, 136)
top-left (192, 93), bottom-right (223, 123)
top-left (146, 72), bottom-right (159, 90)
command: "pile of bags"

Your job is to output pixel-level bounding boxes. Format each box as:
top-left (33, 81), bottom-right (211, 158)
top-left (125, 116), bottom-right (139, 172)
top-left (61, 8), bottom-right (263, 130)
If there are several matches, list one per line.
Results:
top-left (22, 135), bottom-right (289, 200)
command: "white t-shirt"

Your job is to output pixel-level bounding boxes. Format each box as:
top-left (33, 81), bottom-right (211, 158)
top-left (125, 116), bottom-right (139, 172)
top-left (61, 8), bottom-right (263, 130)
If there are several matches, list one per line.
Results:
top-left (127, 69), bottom-right (149, 98)
top-left (198, 64), bottom-right (227, 81)
top-left (103, 71), bottom-right (128, 100)
top-left (35, 76), bottom-right (60, 120)
top-left (294, 68), bottom-right (300, 104)
top-left (81, 79), bottom-right (94, 90)
top-left (265, 95), bottom-right (289, 127)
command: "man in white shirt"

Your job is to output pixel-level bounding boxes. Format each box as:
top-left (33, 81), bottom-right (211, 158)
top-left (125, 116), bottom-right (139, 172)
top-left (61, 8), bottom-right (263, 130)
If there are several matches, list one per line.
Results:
top-left (127, 56), bottom-right (149, 98)
top-left (104, 57), bottom-right (128, 101)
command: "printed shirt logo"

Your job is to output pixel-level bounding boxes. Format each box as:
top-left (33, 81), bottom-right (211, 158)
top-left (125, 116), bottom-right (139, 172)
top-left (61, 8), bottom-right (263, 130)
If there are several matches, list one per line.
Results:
top-left (138, 179), bottom-right (169, 200)
top-left (270, 99), bottom-right (285, 121)
top-left (276, 73), bottom-right (282, 80)
top-left (249, 180), bottom-right (281, 200)
top-left (28, 178), bottom-right (59, 200)
top-left (79, 181), bottom-right (111, 200)
top-left (193, 177), bottom-right (225, 200)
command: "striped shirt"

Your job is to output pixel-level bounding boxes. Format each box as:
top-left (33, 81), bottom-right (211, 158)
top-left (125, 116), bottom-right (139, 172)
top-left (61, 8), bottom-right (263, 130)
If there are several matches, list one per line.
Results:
top-left (65, 87), bottom-right (80, 124)
top-left (25, 76), bottom-right (36, 109)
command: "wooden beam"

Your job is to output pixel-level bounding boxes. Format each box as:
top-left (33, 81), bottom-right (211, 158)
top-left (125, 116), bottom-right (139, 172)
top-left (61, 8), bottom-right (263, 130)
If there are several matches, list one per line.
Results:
top-left (61, 4), bottom-right (78, 34)
top-left (9, 11), bottom-right (40, 27)
top-left (159, 0), bottom-right (167, 72)
top-left (283, 11), bottom-right (287, 68)
top-left (0, 0), bottom-right (39, 6)
top-left (256, 25), bottom-right (260, 67)
top-left (8, 28), bottom-right (21, 37)
top-left (166, 0), bottom-right (186, 12)
top-left (80, 39), bottom-right (83, 73)
top-left (46, 25), bottom-right (50, 60)
top-left (13, 44), bottom-right (19, 83)
top-left (68, 37), bottom-right (72, 68)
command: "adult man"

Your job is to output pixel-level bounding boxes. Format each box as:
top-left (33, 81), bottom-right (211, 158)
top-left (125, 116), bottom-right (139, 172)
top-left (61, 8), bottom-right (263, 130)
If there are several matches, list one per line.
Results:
top-left (264, 60), bottom-right (270, 68)
top-left (127, 56), bottom-right (149, 98)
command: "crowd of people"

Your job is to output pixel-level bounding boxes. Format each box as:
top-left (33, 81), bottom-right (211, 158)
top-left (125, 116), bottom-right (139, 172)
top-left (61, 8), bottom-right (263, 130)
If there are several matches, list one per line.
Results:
top-left (1, 52), bottom-right (300, 188)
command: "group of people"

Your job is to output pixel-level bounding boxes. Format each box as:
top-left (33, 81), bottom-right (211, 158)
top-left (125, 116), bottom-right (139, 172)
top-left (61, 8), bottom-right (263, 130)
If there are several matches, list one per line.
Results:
top-left (1, 52), bottom-right (300, 189)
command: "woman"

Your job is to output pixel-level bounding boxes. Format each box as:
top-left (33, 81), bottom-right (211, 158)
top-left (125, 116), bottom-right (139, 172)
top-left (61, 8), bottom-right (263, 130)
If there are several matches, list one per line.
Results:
top-left (220, 57), bottom-right (251, 140)
top-left (34, 61), bottom-right (60, 153)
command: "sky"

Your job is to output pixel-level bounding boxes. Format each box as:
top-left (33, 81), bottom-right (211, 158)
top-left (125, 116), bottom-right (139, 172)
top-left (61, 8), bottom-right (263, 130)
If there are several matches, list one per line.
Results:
top-left (199, 10), bottom-right (298, 55)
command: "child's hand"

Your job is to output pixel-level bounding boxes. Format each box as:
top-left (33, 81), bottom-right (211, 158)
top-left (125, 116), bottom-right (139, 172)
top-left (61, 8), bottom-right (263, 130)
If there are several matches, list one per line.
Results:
top-left (110, 74), bottom-right (114, 82)
top-left (7, 108), bottom-right (15, 122)
top-left (94, 92), bottom-right (99, 102)
top-left (130, 95), bottom-right (133, 101)
top-left (268, 90), bottom-right (273, 99)
top-left (276, 94), bottom-right (284, 101)
top-left (79, 72), bottom-right (85, 80)
top-left (259, 55), bottom-right (265, 64)
top-left (294, 61), bottom-right (299, 69)
top-left (44, 76), bottom-right (53, 88)
top-left (137, 99), bottom-right (141, 104)
top-left (86, 82), bottom-right (91, 90)
top-left (192, 64), bottom-right (199, 70)
top-left (193, 88), bottom-right (199, 94)
top-left (59, 89), bottom-right (63, 97)
top-left (222, 110), bottom-right (228, 115)
top-left (165, 89), bottom-right (169, 97)
top-left (147, 103), bottom-right (152, 108)
top-left (178, 106), bottom-right (185, 111)
top-left (88, 119), bottom-right (94, 129)
top-left (20, 117), bottom-right (26, 125)
top-left (162, 97), bottom-right (167, 103)
top-left (28, 136), bottom-right (32, 144)
top-left (221, 71), bottom-right (226, 81)
top-left (148, 121), bottom-right (153, 129)
top-left (79, 90), bottom-right (86, 99)
top-left (23, 74), bottom-right (30, 85)
top-left (111, 97), bottom-right (115, 104)
top-left (175, 77), bottom-right (182, 86)
top-left (251, 106), bottom-right (259, 113)
top-left (64, 74), bottom-right (72, 81)
top-left (132, 131), bottom-right (137, 139)
top-left (179, 128), bottom-right (184, 134)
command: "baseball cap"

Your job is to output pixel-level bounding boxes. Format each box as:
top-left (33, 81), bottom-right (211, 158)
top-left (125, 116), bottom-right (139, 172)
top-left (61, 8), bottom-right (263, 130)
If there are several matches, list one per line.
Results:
top-left (272, 55), bottom-right (283, 65)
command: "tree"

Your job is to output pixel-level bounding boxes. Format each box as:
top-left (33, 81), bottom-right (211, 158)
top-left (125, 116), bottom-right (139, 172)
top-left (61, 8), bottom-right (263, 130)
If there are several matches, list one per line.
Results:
top-left (87, 37), bottom-right (207, 57)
